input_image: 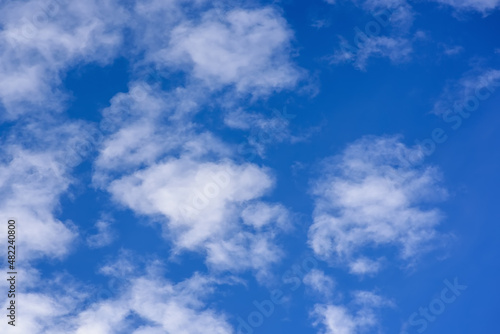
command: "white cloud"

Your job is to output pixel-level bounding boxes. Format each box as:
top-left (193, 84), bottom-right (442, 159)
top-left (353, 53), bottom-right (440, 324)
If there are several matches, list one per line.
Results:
top-left (223, 108), bottom-right (300, 156)
top-left (0, 147), bottom-right (75, 259)
top-left (432, 67), bottom-right (500, 116)
top-left (312, 291), bottom-right (391, 334)
top-left (107, 154), bottom-right (289, 275)
top-left (442, 44), bottom-right (464, 56)
top-left (313, 304), bottom-right (358, 334)
top-left (1, 262), bottom-right (233, 334)
top-left (326, 0), bottom-right (421, 70)
top-left (224, 108), bottom-right (290, 133)
top-left (93, 82), bottom-right (224, 185)
top-left (241, 202), bottom-right (290, 230)
top-left (0, 0), bottom-right (127, 119)
top-left (157, 7), bottom-right (302, 95)
top-left (108, 157), bottom-right (273, 248)
top-left (331, 36), bottom-right (412, 70)
top-left (308, 136), bottom-right (448, 273)
top-left (348, 257), bottom-right (383, 275)
top-left (0, 120), bottom-right (98, 260)
top-left (90, 75), bottom-right (293, 278)
top-left (360, 0), bottom-right (415, 30)
top-left (86, 220), bottom-right (115, 248)
top-left (431, 0), bottom-right (500, 12)
top-left (303, 269), bottom-right (336, 298)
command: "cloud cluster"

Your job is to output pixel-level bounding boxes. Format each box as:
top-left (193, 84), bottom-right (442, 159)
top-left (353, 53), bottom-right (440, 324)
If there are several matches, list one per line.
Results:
top-left (1, 258), bottom-right (234, 334)
top-left (308, 136), bottom-right (448, 274)
top-left (0, 120), bottom-right (99, 260)
top-left (311, 284), bottom-right (393, 334)
top-left (160, 7), bottom-right (302, 95)
top-left (0, 0), bottom-right (126, 119)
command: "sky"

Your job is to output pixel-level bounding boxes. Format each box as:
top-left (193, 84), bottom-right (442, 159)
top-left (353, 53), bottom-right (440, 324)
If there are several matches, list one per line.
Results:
top-left (0, 0), bottom-right (499, 333)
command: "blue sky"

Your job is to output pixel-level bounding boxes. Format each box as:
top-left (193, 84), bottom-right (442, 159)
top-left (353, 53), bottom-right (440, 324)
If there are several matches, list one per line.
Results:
top-left (0, 0), bottom-right (499, 333)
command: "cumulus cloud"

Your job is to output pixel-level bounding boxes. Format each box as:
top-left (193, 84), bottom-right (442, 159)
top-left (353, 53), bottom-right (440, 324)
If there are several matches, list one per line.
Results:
top-left (0, 119), bottom-right (100, 260)
top-left (0, 0), bottom-right (127, 119)
top-left (303, 269), bottom-right (336, 298)
top-left (108, 154), bottom-right (289, 275)
top-left (308, 136), bottom-right (448, 273)
top-left (1, 260), bottom-right (233, 334)
top-left (92, 80), bottom-right (293, 277)
top-left (312, 291), bottom-right (392, 334)
top-left (157, 7), bottom-right (302, 95)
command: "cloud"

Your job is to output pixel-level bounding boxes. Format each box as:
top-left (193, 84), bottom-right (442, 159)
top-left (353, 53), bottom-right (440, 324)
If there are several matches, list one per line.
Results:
top-left (308, 136), bottom-right (448, 273)
top-left (0, 119), bottom-right (99, 260)
top-left (325, 0), bottom-right (418, 70)
top-left (93, 81), bottom-right (293, 278)
top-left (0, 0), bottom-right (127, 119)
top-left (157, 7), bottom-right (302, 95)
top-left (431, 0), bottom-right (500, 13)
top-left (1, 261), bottom-right (234, 334)
top-left (303, 269), bottom-right (336, 298)
top-left (223, 108), bottom-right (298, 156)
top-left (331, 36), bottom-right (412, 70)
top-left (86, 220), bottom-right (115, 248)
top-left (326, 0), bottom-right (498, 70)
top-left (312, 291), bottom-right (392, 334)
top-left (348, 257), bottom-right (383, 275)
top-left (441, 44), bottom-right (464, 56)
top-left (432, 67), bottom-right (500, 116)
top-left (107, 154), bottom-right (289, 275)
top-left (92, 81), bottom-right (228, 185)
top-left (360, 0), bottom-right (415, 30)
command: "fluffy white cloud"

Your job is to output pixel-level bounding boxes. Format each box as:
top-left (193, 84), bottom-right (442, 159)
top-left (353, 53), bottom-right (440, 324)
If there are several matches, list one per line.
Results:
top-left (0, 148), bottom-right (75, 259)
top-left (347, 257), bottom-right (383, 275)
top-left (313, 304), bottom-right (358, 334)
top-left (303, 269), bottom-right (336, 298)
top-left (156, 7), bottom-right (302, 95)
top-left (0, 120), bottom-right (99, 260)
top-left (93, 82), bottom-right (292, 277)
top-left (0, 0), bottom-right (304, 118)
top-left (108, 154), bottom-right (289, 275)
top-left (0, 0), bottom-right (127, 118)
top-left (1, 262), bottom-right (233, 334)
top-left (312, 291), bottom-right (392, 334)
top-left (86, 220), bottom-right (115, 248)
top-left (308, 136), bottom-right (448, 273)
